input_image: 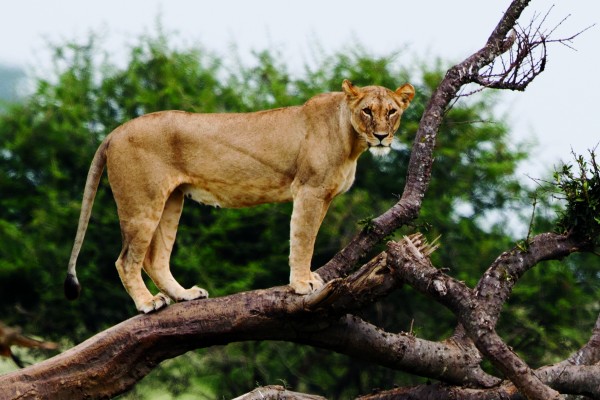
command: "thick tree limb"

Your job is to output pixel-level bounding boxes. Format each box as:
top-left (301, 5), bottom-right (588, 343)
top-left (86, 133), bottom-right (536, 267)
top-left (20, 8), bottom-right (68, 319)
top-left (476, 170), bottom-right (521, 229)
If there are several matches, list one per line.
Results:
top-left (0, 245), bottom-right (497, 399)
top-left (360, 364), bottom-right (600, 399)
top-left (3, 232), bottom-right (595, 399)
top-left (357, 382), bottom-right (520, 400)
top-left (376, 231), bottom-right (597, 399)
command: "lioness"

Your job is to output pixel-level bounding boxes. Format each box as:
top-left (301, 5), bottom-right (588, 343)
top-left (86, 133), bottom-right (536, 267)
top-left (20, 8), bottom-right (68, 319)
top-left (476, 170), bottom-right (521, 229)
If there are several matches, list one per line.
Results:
top-left (64, 80), bottom-right (415, 313)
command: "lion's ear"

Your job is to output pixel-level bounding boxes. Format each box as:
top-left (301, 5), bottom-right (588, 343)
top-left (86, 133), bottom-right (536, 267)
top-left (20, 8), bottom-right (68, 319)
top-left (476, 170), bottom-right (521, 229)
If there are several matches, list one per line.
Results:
top-left (342, 79), bottom-right (361, 99)
top-left (395, 83), bottom-right (415, 106)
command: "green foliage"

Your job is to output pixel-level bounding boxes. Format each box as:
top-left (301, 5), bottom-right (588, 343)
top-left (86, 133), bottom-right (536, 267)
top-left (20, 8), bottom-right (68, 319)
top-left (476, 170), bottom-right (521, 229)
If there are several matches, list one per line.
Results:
top-left (554, 151), bottom-right (600, 245)
top-left (0, 30), bottom-right (597, 398)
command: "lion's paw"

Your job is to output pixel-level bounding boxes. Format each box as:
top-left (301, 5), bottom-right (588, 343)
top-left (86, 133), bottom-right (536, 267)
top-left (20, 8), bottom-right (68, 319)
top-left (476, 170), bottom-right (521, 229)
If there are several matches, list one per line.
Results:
top-left (290, 272), bottom-right (324, 295)
top-left (138, 293), bottom-right (171, 314)
top-left (176, 285), bottom-right (209, 301)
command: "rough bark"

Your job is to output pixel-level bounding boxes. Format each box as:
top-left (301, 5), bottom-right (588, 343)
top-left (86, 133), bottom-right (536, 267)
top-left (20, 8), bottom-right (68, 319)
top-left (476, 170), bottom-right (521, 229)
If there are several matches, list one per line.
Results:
top-left (1, 232), bottom-right (597, 399)
top-left (232, 385), bottom-right (326, 400)
top-left (0, 246), bottom-right (491, 398)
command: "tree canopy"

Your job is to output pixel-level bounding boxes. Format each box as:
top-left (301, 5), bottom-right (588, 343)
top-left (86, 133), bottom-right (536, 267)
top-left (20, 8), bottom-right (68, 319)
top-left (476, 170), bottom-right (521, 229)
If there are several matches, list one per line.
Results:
top-left (0, 21), bottom-right (598, 399)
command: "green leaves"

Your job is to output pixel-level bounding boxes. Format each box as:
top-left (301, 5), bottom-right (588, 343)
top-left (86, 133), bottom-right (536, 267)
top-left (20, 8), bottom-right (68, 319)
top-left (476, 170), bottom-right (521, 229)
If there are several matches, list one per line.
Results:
top-left (554, 151), bottom-right (600, 245)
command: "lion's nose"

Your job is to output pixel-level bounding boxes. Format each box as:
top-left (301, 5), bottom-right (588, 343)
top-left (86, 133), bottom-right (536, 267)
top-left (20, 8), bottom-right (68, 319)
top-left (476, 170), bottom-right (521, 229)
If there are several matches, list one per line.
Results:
top-left (373, 133), bottom-right (388, 142)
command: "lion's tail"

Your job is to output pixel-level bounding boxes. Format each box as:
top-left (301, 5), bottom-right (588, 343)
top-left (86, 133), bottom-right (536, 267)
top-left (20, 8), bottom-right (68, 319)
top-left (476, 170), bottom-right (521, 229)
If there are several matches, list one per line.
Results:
top-left (64, 139), bottom-right (109, 301)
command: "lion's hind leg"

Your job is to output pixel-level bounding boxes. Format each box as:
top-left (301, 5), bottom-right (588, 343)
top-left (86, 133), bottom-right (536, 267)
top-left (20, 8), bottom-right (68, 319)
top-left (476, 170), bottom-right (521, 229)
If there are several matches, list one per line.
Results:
top-left (116, 215), bottom-right (170, 314)
top-left (143, 189), bottom-right (209, 304)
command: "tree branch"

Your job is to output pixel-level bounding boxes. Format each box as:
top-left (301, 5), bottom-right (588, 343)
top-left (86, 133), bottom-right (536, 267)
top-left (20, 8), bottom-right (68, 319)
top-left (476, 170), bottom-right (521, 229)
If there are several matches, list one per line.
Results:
top-left (450, 232), bottom-right (587, 345)
top-left (359, 364), bottom-right (600, 399)
top-left (1, 232), bottom-right (595, 399)
top-left (473, 7), bottom-right (594, 92)
top-left (232, 385), bottom-right (326, 400)
top-left (0, 245), bottom-right (496, 399)
top-left (387, 235), bottom-right (562, 400)
top-left (357, 382), bottom-right (520, 400)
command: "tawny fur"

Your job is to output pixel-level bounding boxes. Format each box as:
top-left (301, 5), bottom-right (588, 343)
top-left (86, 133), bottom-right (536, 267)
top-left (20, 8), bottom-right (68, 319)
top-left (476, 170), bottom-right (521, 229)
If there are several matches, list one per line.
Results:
top-left (65, 80), bottom-right (415, 313)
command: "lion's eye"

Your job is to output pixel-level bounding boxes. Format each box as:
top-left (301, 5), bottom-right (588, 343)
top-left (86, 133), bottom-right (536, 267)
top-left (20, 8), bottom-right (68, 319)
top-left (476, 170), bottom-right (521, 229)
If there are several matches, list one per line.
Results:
top-left (362, 108), bottom-right (372, 117)
top-left (388, 108), bottom-right (398, 117)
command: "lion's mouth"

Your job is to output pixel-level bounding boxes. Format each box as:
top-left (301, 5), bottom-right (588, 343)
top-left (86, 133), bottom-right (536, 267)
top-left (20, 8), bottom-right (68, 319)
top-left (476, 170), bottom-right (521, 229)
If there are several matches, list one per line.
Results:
top-left (368, 145), bottom-right (391, 157)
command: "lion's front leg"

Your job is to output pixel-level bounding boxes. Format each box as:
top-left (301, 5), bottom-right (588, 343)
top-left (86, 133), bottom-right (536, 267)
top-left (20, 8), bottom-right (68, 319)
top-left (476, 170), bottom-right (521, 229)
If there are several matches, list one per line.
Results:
top-left (289, 189), bottom-right (331, 294)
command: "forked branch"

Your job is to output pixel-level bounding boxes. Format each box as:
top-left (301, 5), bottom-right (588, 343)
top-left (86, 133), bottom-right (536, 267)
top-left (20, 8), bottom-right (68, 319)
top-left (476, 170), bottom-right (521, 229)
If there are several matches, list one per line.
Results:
top-left (471, 7), bottom-right (594, 91)
top-left (387, 235), bottom-right (561, 400)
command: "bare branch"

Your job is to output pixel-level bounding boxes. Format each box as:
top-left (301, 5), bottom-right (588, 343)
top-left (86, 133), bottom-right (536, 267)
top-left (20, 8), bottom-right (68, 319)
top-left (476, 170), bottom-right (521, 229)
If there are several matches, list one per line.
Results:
top-left (0, 323), bottom-right (58, 369)
top-left (0, 232), bottom-right (593, 399)
top-left (360, 367), bottom-right (600, 400)
top-left (474, 232), bottom-right (585, 328)
top-left (0, 253), bottom-right (496, 398)
top-left (472, 8), bottom-right (593, 91)
top-left (564, 313), bottom-right (600, 366)
top-left (387, 235), bottom-right (561, 400)
top-left (233, 385), bottom-right (326, 400)
top-left (358, 382), bottom-right (520, 400)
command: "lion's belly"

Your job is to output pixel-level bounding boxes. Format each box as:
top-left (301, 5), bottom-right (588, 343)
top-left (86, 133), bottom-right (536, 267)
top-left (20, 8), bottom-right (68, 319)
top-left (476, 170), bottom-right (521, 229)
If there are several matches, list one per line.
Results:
top-left (180, 181), bottom-right (293, 209)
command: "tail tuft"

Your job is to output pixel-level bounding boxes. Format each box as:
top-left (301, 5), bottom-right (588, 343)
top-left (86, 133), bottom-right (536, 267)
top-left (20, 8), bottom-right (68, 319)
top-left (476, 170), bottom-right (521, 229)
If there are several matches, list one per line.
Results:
top-left (64, 274), bottom-right (81, 300)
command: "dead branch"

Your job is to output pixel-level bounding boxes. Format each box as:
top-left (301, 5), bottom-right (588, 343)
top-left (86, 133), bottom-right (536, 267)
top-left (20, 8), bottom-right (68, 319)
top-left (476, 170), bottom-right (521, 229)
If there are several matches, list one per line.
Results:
top-left (387, 235), bottom-right (561, 400)
top-left (450, 232), bottom-right (585, 346)
top-left (232, 385), bottom-right (326, 400)
top-left (1, 232), bottom-right (598, 398)
top-left (360, 363), bottom-right (600, 399)
top-left (472, 7), bottom-right (594, 92)
top-left (563, 313), bottom-right (600, 366)
top-left (0, 322), bottom-right (58, 368)
top-left (0, 245), bottom-right (495, 399)
top-left (210, 230), bottom-right (600, 400)
top-left (357, 382), bottom-right (520, 400)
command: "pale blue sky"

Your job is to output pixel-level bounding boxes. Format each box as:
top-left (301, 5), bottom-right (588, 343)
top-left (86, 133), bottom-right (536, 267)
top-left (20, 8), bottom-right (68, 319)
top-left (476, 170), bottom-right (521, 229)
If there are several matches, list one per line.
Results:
top-left (0, 0), bottom-right (598, 176)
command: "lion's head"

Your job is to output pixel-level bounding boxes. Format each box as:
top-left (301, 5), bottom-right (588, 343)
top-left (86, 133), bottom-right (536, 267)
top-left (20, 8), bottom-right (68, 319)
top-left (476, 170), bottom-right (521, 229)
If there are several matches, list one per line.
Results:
top-left (342, 79), bottom-right (415, 156)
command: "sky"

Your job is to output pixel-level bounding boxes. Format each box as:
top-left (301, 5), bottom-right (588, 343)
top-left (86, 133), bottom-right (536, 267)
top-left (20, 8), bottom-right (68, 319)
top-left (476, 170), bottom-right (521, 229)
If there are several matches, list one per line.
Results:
top-left (0, 0), bottom-right (598, 178)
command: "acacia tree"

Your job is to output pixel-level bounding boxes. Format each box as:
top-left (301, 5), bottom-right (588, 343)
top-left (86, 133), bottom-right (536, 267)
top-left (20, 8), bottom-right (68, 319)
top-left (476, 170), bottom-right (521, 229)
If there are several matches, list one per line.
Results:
top-left (0, 1), bottom-right (598, 399)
